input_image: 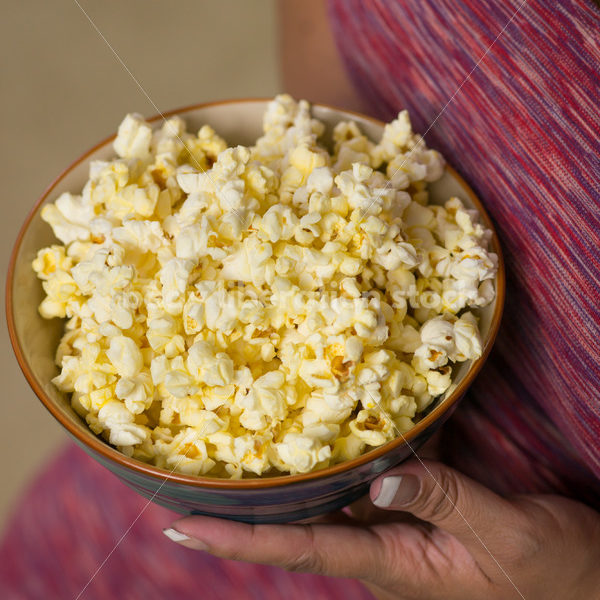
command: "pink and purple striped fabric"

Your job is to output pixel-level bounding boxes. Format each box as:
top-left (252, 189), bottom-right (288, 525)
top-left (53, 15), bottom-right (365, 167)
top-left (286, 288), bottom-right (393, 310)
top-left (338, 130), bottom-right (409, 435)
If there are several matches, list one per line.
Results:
top-left (328, 0), bottom-right (600, 505)
top-left (0, 446), bottom-right (374, 599)
top-left (1, 2), bottom-right (599, 598)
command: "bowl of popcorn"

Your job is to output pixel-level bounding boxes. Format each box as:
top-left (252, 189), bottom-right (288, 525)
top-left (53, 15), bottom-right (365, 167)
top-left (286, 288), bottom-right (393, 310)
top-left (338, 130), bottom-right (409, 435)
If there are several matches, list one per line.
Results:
top-left (7, 96), bottom-right (504, 523)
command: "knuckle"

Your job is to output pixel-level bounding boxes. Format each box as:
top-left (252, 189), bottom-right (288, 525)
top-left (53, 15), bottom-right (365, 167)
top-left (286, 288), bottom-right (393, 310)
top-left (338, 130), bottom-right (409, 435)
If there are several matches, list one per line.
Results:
top-left (367, 529), bottom-right (404, 586)
top-left (417, 469), bottom-right (460, 522)
top-left (216, 542), bottom-right (247, 562)
top-left (281, 527), bottom-right (326, 575)
top-left (282, 549), bottom-right (325, 575)
top-left (508, 499), bottom-right (549, 559)
top-left (497, 519), bottom-right (541, 564)
top-left (518, 522), bottom-right (542, 560)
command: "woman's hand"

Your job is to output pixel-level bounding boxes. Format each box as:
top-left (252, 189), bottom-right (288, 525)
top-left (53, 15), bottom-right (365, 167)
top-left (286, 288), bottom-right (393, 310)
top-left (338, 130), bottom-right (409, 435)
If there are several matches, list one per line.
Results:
top-left (163, 459), bottom-right (600, 600)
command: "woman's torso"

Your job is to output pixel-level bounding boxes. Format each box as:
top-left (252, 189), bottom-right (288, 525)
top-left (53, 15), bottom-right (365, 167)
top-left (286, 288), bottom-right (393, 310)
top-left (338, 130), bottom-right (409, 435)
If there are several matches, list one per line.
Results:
top-left (328, 0), bottom-right (600, 505)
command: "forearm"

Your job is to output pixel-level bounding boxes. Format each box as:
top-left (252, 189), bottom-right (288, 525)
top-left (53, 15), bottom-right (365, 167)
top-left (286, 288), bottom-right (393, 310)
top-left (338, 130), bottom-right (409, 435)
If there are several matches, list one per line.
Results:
top-left (278, 0), bottom-right (363, 111)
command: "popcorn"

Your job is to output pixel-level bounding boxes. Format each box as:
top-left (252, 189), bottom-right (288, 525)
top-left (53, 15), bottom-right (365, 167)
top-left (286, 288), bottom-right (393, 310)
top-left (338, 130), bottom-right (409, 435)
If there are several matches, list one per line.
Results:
top-left (115, 372), bottom-right (153, 414)
top-left (41, 193), bottom-right (95, 245)
top-left (156, 429), bottom-right (216, 476)
top-left (32, 245), bottom-right (73, 279)
top-left (256, 205), bottom-right (299, 243)
top-left (176, 220), bottom-right (225, 262)
top-left (220, 236), bottom-right (275, 286)
top-left (349, 409), bottom-right (394, 446)
top-left (187, 341), bottom-right (234, 387)
top-left (159, 258), bottom-right (194, 315)
top-left (113, 113), bottom-right (153, 160)
top-left (302, 391), bottom-right (355, 426)
top-left (106, 335), bottom-right (144, 377)
top-left (38, 270), bottom-right (79, 319)
top-left (453, 312), bottom-right (483, 361)
top-left (147, 313), bottom-right (185, 356)
top-left (182, 281), bottom-right (242, 335)
top-left (112, 218), bottom-right (167, 254)
top-left (275, 432), bottom-right (332, 474)
top-left (34, 95), bottom-right (497, 478)
top-left (97, 400), bottom-right (150, 446)
top-left (306, 166), bottom-right (334, 195)
top-left (208, 431), bottom-right (272, 476)
top-left (332, 432), bottom-right (366, 462)
top-left (235, 370), bottom-right (292, 431)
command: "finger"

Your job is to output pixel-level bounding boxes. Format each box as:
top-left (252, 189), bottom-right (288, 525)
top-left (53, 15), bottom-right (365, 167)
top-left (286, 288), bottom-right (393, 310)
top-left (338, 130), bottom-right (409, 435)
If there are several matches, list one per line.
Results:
top-left (363, 580), bottom-right (410, 600)
top-left (370, 459), bottom-right (527, 569)
top-left (293, 509), bottom-right (356, 525)
top-left (345, 494), bottom-right (420, 525)
top-left (164, 515), bottom-right (387, 581)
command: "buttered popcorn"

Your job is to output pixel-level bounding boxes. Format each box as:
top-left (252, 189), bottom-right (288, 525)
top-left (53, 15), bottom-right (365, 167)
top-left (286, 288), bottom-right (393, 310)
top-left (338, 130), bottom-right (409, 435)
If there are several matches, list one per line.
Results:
top-left (33, 96), bottom-right (497, 477)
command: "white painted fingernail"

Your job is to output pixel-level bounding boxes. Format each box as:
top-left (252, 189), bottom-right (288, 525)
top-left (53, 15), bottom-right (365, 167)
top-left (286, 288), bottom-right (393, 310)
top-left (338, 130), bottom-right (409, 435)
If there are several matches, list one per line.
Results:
top-left (373, 475), bottom-right (403, 507)
top-left (163, 527), bottom-right (191, 543)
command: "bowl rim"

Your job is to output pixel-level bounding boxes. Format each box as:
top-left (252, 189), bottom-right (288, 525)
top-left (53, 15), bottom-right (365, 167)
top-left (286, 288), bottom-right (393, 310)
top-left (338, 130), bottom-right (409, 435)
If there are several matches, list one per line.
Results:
top-left (6, 97), bottom-right (505, 489)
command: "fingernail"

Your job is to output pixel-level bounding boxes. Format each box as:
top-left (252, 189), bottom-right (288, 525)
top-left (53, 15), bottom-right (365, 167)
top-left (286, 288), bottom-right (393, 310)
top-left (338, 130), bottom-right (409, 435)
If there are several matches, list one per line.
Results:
top-left (162, 527), bottom-right (209, 551)
top-left (373, 474), bottom-right (420, 508)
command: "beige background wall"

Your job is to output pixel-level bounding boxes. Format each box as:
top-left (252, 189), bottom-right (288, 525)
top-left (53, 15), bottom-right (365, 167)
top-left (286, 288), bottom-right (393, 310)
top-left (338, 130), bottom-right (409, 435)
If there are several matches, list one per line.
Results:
top-left (0, 0), bottom-right (279, 531)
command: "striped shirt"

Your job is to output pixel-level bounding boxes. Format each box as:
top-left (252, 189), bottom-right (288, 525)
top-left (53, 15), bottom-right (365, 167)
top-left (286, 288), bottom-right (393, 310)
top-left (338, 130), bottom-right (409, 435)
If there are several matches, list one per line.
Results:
top-left (328, 0), bottom-right (600, 505)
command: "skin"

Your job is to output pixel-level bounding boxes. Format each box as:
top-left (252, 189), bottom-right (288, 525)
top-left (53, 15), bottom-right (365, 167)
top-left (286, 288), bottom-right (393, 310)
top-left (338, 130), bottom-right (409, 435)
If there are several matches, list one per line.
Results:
top-left (278, 0), bottom-right (363, 112)
top-left (168, 459), bottom-right (600, 599)
top-left (164, 3), bottom-right (600, 598)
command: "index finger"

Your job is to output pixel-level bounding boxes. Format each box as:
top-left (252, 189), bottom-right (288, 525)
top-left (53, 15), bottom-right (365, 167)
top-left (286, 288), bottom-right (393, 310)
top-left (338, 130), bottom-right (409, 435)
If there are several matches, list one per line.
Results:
top-left (168, 515), bottom-right (387, 581)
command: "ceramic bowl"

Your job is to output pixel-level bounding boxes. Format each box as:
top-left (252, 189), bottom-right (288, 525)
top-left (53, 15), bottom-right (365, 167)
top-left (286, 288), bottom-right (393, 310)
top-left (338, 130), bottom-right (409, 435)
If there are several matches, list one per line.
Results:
top-left (6, 99), bottom-right (505, 523)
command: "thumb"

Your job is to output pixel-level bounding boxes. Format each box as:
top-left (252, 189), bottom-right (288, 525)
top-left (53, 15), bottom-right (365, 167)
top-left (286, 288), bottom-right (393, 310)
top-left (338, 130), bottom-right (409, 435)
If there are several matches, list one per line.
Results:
top-left (370, 459), bottom-right (525, 568)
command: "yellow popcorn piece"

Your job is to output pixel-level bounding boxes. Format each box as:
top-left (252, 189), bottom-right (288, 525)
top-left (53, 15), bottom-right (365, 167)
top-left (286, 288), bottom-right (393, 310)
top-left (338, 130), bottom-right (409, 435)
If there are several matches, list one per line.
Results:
top-left (275, 432), bottom-right (332, 474)
top-left (114, 113), bottom-right (153, 161)
top-left (288, 144), bottom-right (327, 175)
top-left (187, 340), bottom-right (234, 387)
top-left (32, 245), bottom-right (73, 279)
top-left (349, 409), bottom-right (394, 447)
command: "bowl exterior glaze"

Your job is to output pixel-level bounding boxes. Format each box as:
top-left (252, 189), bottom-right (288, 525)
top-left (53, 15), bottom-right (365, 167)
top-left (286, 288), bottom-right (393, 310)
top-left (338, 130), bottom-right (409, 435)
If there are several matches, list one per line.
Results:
top-left (75, 403), bottom-right (454, 524)
top-left (7, 99), bottom-right (504, 524)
